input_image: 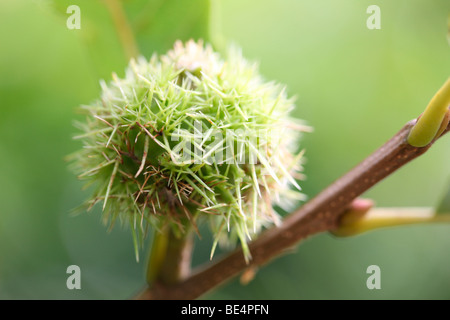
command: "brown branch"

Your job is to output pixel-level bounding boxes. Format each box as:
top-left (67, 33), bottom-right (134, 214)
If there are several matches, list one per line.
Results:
top-left (135, 115), bottom-right (450, 300)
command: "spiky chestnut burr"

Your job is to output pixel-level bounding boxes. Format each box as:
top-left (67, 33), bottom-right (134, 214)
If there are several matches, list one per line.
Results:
top-left (71, 40), bottom-right (309, 261)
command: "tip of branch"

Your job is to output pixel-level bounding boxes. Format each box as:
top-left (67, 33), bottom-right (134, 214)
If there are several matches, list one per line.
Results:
top-left (407, 78), bottom-right (450, 147)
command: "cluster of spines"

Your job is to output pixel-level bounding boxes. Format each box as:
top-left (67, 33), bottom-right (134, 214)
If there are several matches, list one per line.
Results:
top-left (71, 40), bottom-right (308, 261)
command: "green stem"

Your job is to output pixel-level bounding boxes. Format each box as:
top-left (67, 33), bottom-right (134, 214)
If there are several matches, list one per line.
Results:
top-left (157, 228), bottom-right (194, 285)
top-left (146, 227), bottom-right (169, 285)
top-left (146, 224), bottom-right (194, 286)
top-left (333, 207), bottom-right (450, 237)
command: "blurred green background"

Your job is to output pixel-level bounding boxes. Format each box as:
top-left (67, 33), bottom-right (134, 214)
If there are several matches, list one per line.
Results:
top-left (0, 0), bottom-right (449, 299)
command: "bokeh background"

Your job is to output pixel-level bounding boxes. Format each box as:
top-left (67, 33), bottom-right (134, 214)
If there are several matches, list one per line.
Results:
top-left (0, 0), bottom-right (449, 299)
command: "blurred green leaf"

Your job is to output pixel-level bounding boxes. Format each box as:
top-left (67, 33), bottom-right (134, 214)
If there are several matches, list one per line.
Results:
top-left (436, 180), bottom-right (450, 214)
top-left (47, 0), bottom-right (212, 79)
top-left (124, 0), bottom-right (212, 56)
